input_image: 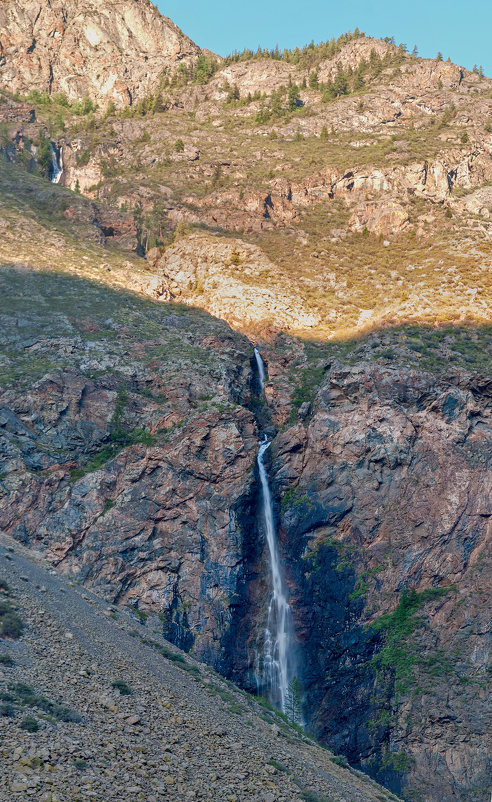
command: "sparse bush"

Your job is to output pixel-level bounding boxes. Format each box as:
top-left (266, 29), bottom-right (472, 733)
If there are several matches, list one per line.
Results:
top-left (28, 90), bottom-right (51, 106)
top-left (0, 653), bottom-right (14, 666)
top-left (172, 220), bottom-right (192, 242)
top-left (268, 759), bottom-right (290, 773)
top-left (52, 92), bottom-right (70, 107)
top-left (230, 248), bottom-right (242, 266)
top-left (0, 122), bottom-right (10, 147)
top-left (20, 716), bottom-right (39, 732)
top-left (138, 128), bottom-right (151, 144)
top-left (174, 138), bottom-right (185, 152)
top-left (35, 131), bottom-right (53, 174)
top-left (72, 97), bottom-right (97, 116)
top-left (10, 682), bottom-right (82, 722)
top-left (76, 149), bottom-right (90, 167)
top-left (331, 754), bottom-right (350, 767)
top-left (12, 682), bottom-right (37, 703)
top-left (111, 680), bottom-right (132, 696)
top-left (438, 103), bottom-right (456, 128)
top-left (211, 163), bottom-right (222, 187)
top-left (0, 611), bottom-right (24, 639)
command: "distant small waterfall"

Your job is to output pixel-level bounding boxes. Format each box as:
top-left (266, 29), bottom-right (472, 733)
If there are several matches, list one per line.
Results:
top-left (253, 348), bottom-right (295, 715)
top-left (50, 144), bottom-right (63, 184)
top-left (254, 347), bottom-right (266, 392)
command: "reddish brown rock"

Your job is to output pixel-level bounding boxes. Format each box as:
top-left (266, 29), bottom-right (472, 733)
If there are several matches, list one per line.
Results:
top-left (0, 0), bottom-right (201, 106)
top-left (271, 363), bottom-right (491, 802)
top-left (0, 100), bottom-right (35, 123)
top-left (349, 200), bottom-right (409, 235)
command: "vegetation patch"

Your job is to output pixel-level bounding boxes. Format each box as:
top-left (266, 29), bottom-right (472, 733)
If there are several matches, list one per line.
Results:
top-left (371, 586), bottom-right (456, 693)
top-left (111, 680), bottom-right (132, 696)
top-left (70, 388), bottom-right (156, 479)
top-left (6, 682), bottom-right (83, 723)
top-left (0, 592), bottom-right (24, 640)
top-left (289, 362), bottom-right (326, 420)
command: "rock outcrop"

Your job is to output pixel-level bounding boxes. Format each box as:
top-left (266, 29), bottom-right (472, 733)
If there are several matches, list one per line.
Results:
top-left (270, 361), bottom-right (491, 802)
top-left (147, 234), bottom-right (321, 330)
top-left (0, 0), bottom-right (201, 106)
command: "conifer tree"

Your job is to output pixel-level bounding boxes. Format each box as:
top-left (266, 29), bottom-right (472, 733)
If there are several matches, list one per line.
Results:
top-left (288, 84), bottom-right (301, 111)
top-left (286, 676), bottom-right (302, 724)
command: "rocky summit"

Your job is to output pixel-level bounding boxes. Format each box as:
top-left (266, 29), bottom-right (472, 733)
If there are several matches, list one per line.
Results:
top-left (0, 0), bottom-right (200, 106)
top-left (0, 2), bottom-right (491, 801)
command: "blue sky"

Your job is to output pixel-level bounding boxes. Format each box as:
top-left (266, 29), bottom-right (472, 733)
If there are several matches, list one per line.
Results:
top-left (158, 0), bottom-right (491, 78)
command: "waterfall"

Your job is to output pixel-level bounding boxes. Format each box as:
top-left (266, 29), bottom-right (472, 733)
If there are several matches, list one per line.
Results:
top-left (256, 437), bottom-right (294, 713)
top-left (50, 144), bottom-right (63, 184)
top-left (254, 347), bottom-right (266, 392)
top-left (254, 348), bottom-right (295, 715)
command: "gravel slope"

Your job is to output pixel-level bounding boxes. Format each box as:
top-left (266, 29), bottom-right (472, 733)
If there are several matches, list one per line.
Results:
top-left (0, 534), bottom-right (401, 802)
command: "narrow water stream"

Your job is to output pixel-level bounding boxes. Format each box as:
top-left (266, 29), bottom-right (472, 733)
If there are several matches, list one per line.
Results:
top-left (254, 348), bottom-right (295, 714)
top-left (50, 144), bottom-right (63, 184)
top-left (254, 347), bottom-right (266, 392)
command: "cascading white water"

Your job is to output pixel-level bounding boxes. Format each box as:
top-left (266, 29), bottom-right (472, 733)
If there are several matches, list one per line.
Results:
top-left (254, 347), bottom-right (266, 392)
top-left (254, 348), bottom-right (295, 714)
top-left (50, 144), bottom-right (63, 184)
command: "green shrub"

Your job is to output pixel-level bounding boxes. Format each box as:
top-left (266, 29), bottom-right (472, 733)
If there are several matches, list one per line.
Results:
top-left (0, 653), bottom-right (14, 666)
top-left (72, 97), bottom-right (97, 116)
top-left (331, 754), bottom-right (350, 767)
top-left (76, 149), bottom-right (91, 167)
top-left (35, 131), bottom-right (53, 174)
top-left (51, 704), bottom-right (83, 723)
top-left (268, 759), bottom-right (290, 773)
top-left (28, 90), bottom-right (51, 106)
top-left (371, 586), bottom-right (455, 692)
top-left (174, 138), bottom-right (185, 152)
top-left (0, 599), bottom-right (11, 615)
top-left (0, 122), bottom-right (10, 147)
top-left (52, 92), bottom-right (70, 107)
top-left (111, 680), bottom-right (132, 696)
top-left (0, 612), bottom-right (24, 639)
top-left (20, 716), bottom-right (39, 732)
top-left (289, 363), bottom-right (325, 420)
top-left (11, 683), bottom-right (82, 722)
top-left (230, 248), bottom-right (242, 266)
top-left (0, 703), bottom-right (15, 718)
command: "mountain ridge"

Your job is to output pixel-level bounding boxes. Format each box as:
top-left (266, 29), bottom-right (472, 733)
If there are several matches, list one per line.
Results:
top-left (0, 0), bottom-right (201, 106)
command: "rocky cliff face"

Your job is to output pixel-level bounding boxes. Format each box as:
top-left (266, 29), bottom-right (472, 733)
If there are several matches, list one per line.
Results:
top-left (269, 359), bottom-right (491, 801)
top-left (1, 253), bottom-right (489, 800)
top-left (0, 0), bottom-right (201, 106)
top-left (0, 256), bottom-right (261, 670)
